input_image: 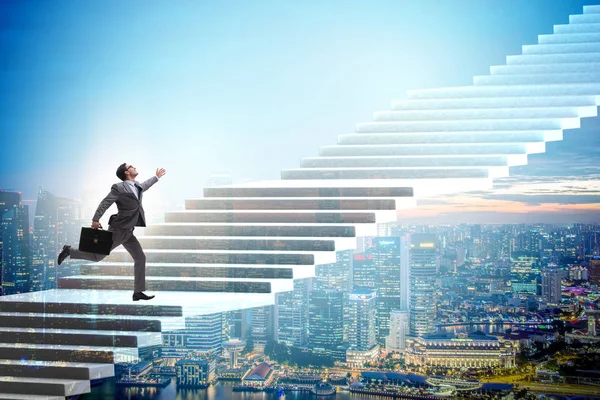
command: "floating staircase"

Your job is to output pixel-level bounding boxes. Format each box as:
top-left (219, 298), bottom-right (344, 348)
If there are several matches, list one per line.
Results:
top-left (0, 4), bottom-right (600, 398)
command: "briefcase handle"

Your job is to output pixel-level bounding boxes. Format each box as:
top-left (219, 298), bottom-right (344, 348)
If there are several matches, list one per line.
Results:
top-left (93, 226), bottom-right (104, 244)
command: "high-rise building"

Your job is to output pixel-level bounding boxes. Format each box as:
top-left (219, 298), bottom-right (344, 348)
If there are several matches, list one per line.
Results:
top-left (314, 249), bottom-right (352, 293)
top-left (409, 233), bottom-right (437, 337)
top-left (346, 288), bottom-right (378, 367)
top-left (352, 250), bottom-right (375, 289)
top-left (0, 191), bottom-right (25, 296)
top-left (275, 278), bottom-right (311, 347)
top-left (399, 235), bottom-right (410, 311)
top-left (371, 237), bottom-right (402, 343)
top-left (31, 187), bottom-right (83, 292)
top-left (315, 249), bottom-right (353, 341)
top-left (589, 256), bottom-right (600, 286)
top-left (1, 202), bottom-right (31, 295)
top-left (308, 289), bottom-right (344, 349)
top-left (541, 267), bottom-right (562, 305)
top-left (250, 305), bottom-right (274, 352)
top-left (386, 310), bottom-right (409, 352)
top-left (162, 313), bottom-right (223, 358)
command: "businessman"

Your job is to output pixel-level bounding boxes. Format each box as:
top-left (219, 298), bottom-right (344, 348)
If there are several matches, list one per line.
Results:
top-left (58, 163), bottom-right (166, 301)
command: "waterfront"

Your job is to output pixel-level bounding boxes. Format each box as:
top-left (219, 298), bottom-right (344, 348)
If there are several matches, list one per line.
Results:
top-left (81, 379), bottom-right (401, 400)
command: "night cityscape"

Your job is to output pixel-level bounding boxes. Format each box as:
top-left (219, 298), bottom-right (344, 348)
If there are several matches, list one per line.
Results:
top-left (1, 185), bottom-right (600, 398)
top-left (2, 0), bottom-right (600, 399)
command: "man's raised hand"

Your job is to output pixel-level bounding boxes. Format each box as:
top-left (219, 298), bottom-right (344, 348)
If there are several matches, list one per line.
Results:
top-left (156, 168), bottom-right (166, 178)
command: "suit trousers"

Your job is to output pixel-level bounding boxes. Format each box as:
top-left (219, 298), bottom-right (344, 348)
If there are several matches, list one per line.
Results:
top-left (69, 227), bottom-right (146, 292)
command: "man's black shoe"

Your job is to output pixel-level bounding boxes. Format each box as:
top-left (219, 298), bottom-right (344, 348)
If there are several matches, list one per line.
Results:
top-left (133, 292), bottom-right (155, 301)
top-left (57, 245), bottom-right (71, 265)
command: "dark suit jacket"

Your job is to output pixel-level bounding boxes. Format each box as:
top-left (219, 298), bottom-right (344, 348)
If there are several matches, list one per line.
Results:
top-left (93, 176), bottom-right (159, 229)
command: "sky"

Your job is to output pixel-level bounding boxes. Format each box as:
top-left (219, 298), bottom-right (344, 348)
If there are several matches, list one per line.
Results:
top-left (1, 0), bottom-right (599, 224)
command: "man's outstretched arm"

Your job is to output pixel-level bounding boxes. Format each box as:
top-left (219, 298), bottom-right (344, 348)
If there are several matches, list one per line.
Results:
top-left (92, 184), bottom-right (119, 225)
top-left (139, 168), bottom-right (166, 192)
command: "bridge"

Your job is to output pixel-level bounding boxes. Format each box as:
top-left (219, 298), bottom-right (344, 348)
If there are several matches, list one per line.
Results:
top-left (1, 4), bottom-right (600, 398)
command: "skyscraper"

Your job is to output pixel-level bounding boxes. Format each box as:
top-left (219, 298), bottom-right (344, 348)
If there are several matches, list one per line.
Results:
top-left (409, 233), bottom-right (437, 337)
top-left (589, 256), bottom-right (600, 286)
top-left (275, 278), bottom-right (311, 347)
top-left (346, 288), bottom-right (378, 367)
top-left (0, 190), bottom-right (22, 296)
top-left (31, 187), bottom-right (83, 292)
top-left (315, 249), bottom-right (353, 341)
top-left (250, 305), bottom-right (274, 352)
top-left (308, 289), bottom-right (344, 349)
top-left (162, 312), bottom-right (223, 358)
top-left (371, 237), bottom-right (401, 343)
top-left (386, 310), bottom-right (409, 352)
top-left (1, 202), bottom-right (31, 295)
top-left (352, 250), bottom-right (375, 289)
top-left (399, 234), bottom-right (410, 311)
top-left (31, 187), bottom-right (56, 291)
top-left (541, 267), bottom-right (562, 305)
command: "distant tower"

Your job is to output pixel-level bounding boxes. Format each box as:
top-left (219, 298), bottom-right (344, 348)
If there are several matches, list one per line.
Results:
top-left (386, 310), bottom-right (409, 352)
top-left (409, 233), bottom-right (437, 337)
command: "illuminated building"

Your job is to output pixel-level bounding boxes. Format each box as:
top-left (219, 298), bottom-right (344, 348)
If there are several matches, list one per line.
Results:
top-left (346, 288), bottom-right (379, 367)
top-left (405, 332), bottom-right (515, 369)
top-left (409, 234), bottom-right (436, 337)
top-left (175, 358), bottom-right (214, 387)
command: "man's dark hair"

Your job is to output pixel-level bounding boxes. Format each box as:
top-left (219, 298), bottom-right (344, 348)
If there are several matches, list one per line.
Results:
top-left (116, 163), bottom-right (128, 181)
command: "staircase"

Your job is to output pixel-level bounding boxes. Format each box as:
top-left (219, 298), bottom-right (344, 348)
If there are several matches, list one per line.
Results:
top-left (1, 4), bottom-right (600, 398)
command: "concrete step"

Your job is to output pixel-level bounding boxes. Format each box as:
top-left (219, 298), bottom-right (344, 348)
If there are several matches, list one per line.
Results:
top-left (0, 289), bottom-right (278, 319)
top-left (203, 186), bottom-right (413, 198)
top-left (554, 23), bottom-right (600, 34)
top-left (319, 142), bottom-right (545, 156)
top-left (184, 198), bottom-right (397, 210)
top-left (0, 377), bottom-right (90, 397)
top-left (374, 107), bottom-right (593, 120)
top-left (281, 166), bottom-right (503, 180)
top-left (407, 83), bottom-right (600, 99)
top-left (0, 359), bottom-right (113, 380)
top-left (507, 52), bottom-right (600, 64)
top-left (105, 248), bottom-right (319, 265)
top-left (584, 5), bottom-right (600, 14)
top-left (522, 42), bottom-right (600, 54)
top-left (491, 63), bottom-right (600, 75)
top-left (82, 262), bottom-right (316, 280)
top-left (538, 32), bottom-right (600, 44)
top-left (0, 327), bottom-right (161, 348)
top-left (337, 131), bottom-right (562, 145)
top-left (134, 236), bottom-right (335, 251)
top-left (145, 223), bottom-right (357, 238)
top-left (391, 96), bottom-right (600, 110)
top-left (58, 275), bottom-right (288, 293)
top-left (0, 293), bottom-right (183, 317)
top-left (0, 311), bottom-right (185, 332)
top-left (300, 154), bottom-right (527, 168)
top-left (0, 313), bottom-right (161, 332)
top-left (570, 14), bottom-right (600, 23)
top-left (475, 72), bottom-right (600, 85)
top-left (0, 393), bottom-right (64, 400)
top-left (163, 210), bottom-right (377, 224)
top-left (0, 342), bottom-right (115, 363)
top-left (355, 118), bottom-right (579, 133)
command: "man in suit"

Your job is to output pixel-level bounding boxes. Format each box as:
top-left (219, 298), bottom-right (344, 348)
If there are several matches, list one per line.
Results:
top-left (58, 163), bottom-right (167, 301)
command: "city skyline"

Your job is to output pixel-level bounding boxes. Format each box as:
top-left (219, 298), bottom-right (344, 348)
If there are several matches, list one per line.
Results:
top-left (1, 0), bottom-right (600, 224)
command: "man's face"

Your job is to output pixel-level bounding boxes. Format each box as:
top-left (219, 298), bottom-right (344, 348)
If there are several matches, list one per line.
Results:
top-left (125, 164), bottom-right (138, 179)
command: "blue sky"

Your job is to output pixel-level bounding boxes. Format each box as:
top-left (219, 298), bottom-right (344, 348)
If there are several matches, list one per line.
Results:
top-left (1, 0), bottom-right (599, 223)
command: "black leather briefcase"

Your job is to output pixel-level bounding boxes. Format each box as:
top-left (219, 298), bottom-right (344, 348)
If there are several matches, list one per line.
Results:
top-left (78, 227), bottom-right (113, 255)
